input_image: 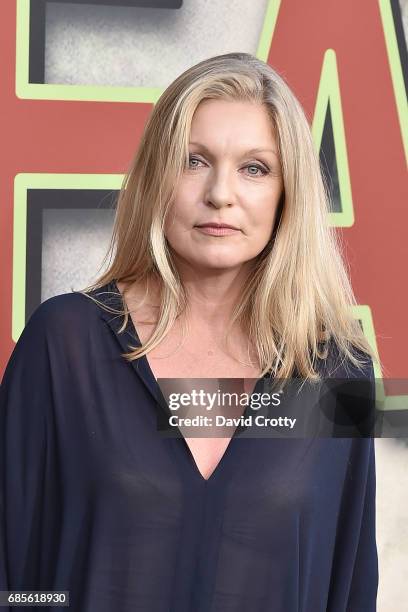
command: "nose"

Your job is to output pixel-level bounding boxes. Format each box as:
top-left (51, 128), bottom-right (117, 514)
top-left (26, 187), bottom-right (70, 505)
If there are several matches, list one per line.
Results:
top-left (204, 168), bottom-right (235, 208)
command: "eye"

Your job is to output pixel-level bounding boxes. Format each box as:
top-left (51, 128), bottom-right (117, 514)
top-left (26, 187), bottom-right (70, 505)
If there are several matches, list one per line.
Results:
top-left (187, 155), bottom-right (270, 176)
top-left (187, 155), bottom-right (204, 170)
top-left (245, 163), bottom-right (269, 177)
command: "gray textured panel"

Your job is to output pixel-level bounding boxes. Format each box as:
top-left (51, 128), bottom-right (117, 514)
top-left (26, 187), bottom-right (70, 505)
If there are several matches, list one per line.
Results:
top-left (42, 208), bottom-right (115, 299)
top-left (44, 0), bottom-right (269, 87)
top-left (402, 0), bottom-right (408, 41)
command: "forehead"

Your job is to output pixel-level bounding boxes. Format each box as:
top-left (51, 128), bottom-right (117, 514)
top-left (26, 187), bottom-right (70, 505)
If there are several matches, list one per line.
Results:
top-left (190, 99), bottom-right (277, 149)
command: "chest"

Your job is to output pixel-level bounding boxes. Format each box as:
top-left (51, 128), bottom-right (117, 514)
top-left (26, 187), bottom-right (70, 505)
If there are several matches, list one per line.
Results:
top-left (132, 320), bottom-right (261, 481)
top-left (134, 313), bottom-right (261, 380)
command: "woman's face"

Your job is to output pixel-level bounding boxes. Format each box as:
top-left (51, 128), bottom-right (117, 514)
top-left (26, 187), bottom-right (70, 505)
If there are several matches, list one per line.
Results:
top-left (165, 98), bottom-right (284, 272)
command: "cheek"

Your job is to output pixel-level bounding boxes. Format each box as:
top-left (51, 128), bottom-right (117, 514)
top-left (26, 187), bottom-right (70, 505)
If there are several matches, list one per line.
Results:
top-left (164, 200), bottom-right (191, 234)
top-left (249, 195), bottom-right (281, 232)
top-left (171, 176), bottom-right (207, 216)
top-left (172, 178), bottom-right (201, 208)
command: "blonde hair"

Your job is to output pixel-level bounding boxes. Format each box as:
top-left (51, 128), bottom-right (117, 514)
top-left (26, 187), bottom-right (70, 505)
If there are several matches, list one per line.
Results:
top-left (78, 51), bottom-right (380, 382)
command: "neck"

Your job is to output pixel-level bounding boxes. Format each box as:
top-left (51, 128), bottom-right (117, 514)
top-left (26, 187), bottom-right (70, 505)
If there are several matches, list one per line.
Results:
top-left (173, 258), bottom-right (254, 335)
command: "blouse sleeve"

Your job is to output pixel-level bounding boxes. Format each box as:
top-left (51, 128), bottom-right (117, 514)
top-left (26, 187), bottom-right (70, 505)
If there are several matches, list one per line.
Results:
top-left (326, 353), bottom-right (379, 611)
top-left (346, 436), bottom-right (378, 611)
top-left (0, 302), bottom-right (58, 606)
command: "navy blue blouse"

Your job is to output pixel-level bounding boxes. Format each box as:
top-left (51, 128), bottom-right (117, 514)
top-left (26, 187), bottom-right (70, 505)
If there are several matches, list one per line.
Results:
top-left (0, 280), bottom-right (378, 611)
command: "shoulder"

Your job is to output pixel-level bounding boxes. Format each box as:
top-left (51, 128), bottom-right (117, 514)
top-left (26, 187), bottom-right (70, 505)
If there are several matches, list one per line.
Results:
top-left (1, 288), bottom-right (111, 386)
top-left (318, 337), bottom-right (374, 382)
top-left (11, 286), bottom-right (115, 356)
top-left (21, 290), bottom-right (102, 338)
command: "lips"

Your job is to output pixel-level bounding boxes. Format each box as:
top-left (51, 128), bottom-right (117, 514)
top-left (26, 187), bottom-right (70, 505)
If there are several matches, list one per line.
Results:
top-left (195, 222), bottom-right (239, 230)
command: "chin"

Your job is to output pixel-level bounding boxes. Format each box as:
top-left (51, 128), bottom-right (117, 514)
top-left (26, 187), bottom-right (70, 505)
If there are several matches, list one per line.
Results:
top-left (192, 256), bottom-right (246, 270)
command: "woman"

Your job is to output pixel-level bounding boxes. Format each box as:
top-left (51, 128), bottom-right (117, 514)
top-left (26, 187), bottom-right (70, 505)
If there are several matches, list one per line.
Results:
top-left (0, 52), bottom-right (379, 611)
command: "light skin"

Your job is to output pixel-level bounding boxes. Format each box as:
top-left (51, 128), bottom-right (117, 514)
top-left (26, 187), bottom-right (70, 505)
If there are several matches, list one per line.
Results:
top-left (118, 99), bottom-right (284, 479)
top-left (164, 97), bottom-right (283, 339)
top-left (121, 99), bottom-right (283, 347)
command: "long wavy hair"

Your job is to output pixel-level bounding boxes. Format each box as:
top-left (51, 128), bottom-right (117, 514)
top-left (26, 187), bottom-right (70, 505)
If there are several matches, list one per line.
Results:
top-left (78, 51), bottom-right (380, 382)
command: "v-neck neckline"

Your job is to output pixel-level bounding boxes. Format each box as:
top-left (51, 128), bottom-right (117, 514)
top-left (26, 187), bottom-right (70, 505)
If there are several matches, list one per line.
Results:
top-left (94, 278), bottom-right (270, 484)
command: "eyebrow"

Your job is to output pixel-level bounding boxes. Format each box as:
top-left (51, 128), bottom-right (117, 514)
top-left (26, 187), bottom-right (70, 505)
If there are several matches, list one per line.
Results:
top-left (189, 142), bottom-right (278, 158)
